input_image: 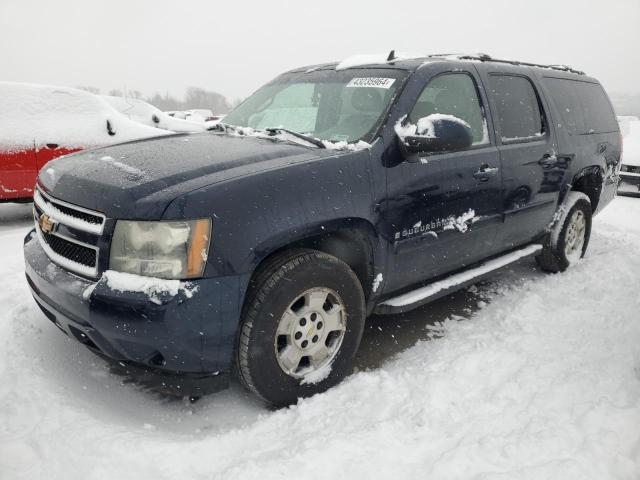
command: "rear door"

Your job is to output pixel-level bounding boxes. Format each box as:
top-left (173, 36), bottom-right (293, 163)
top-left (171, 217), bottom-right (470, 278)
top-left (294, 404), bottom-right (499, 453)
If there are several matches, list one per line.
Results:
top-left (382, 69), bottom-right (502, 293)
top-left (478, 66), bottom-right (563, 249)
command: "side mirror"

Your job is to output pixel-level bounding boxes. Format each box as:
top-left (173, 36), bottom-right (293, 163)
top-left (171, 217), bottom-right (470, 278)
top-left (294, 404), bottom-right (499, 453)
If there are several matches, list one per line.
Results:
top-left (397, 115), bottom-right (473, 159)
top-left (106, 119), bottom-right (116, 136)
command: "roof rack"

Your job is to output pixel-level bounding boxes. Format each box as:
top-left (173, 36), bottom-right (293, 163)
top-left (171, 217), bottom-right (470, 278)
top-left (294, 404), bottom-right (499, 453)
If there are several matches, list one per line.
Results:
top-left (445, 53), bottom-right (585, 75)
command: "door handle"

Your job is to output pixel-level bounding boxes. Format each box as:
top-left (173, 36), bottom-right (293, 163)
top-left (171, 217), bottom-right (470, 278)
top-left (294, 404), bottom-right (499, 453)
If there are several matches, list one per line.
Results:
top-left (538, 153), bottom-right (558, 167)
top-left (473, 164), bottom-right (499, 182)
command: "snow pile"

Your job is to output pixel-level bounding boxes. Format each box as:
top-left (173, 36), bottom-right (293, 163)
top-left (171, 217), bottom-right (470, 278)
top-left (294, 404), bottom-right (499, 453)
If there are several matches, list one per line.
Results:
top-left (622, 118), bottom-right (640, 167)
top-left (394, 114), bottom-right (471, 143)
top-left (0, 198), bottom-right (639, 479)
top-left (300, 363), bottom-right (332, 385)
top-left (0, 82), bottom-right (169, 151)
top-left (443, 208), bottom-right (478, 233)
top-left (321, 139), bottom-right (371, 151)
top-left (101, 270), bottom-right (198, 304)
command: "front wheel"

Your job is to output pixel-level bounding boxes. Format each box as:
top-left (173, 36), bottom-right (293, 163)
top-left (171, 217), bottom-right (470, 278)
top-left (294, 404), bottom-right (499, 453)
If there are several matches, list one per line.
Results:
top-left (537, 192), bottom-right (592, 273)
top-left (236, 249), bottom-right (366, 407)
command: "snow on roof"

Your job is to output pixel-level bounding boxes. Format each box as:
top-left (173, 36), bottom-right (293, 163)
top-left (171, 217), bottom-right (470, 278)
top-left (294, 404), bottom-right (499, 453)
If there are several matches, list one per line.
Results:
top-left (0, 82), bottom-right (170, 151)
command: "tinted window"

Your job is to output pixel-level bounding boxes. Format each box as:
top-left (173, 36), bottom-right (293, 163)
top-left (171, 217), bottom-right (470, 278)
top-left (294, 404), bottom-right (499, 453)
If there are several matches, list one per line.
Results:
top-left (223, 69), bottom-right (406, 143)
top-left (580, 83), bottom-right (617, 133)
top-left (488, 75), bottom-right (544, 141)
top-left (544, 78), bottom-right (618, 135)
top-left (410, 73), bottom-right (487, 145)
top-left (542, 77), bottom-right (585, 134)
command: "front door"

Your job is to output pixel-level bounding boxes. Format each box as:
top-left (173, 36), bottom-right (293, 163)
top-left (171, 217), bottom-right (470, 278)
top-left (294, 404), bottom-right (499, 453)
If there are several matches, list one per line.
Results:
top-left (381, 70), bottom-right (502, 293)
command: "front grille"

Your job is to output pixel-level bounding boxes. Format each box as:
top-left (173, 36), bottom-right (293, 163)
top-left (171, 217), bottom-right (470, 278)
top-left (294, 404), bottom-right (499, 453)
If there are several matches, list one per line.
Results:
top-left (34, 187), bottom-right (105, 233)
top-left (51, 201), bottom-right (103, 225)
top-left (41, 230), bottom-right (97, 267)
top-left (33, 187), bottom-right (103, 277)
top-left (622, 164), bottom-right (640, 174)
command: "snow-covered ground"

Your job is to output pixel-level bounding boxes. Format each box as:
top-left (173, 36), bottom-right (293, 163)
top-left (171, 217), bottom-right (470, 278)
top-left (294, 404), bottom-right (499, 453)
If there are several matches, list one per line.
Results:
top-left (0, 197), bottom-right (639, 480)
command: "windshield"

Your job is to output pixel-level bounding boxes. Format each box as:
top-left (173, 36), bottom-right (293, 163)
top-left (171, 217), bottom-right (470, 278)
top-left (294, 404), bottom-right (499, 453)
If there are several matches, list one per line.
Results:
top-left (222, 69), bottom-right (407, 144)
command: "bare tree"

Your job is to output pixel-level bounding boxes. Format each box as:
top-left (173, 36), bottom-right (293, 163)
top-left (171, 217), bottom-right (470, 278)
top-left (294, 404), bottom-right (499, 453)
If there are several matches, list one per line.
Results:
top-left (76, 85), bottom-right (100, 94)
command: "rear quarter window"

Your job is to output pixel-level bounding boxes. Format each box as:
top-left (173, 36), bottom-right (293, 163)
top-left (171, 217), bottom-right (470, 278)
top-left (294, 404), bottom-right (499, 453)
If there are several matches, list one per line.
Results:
top-left (544, 77), bottom-right (618, 135)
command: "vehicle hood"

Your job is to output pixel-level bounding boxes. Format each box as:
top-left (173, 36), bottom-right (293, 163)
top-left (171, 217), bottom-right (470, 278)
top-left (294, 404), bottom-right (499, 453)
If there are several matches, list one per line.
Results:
top-left (38, 132), bottom-right (335, 219)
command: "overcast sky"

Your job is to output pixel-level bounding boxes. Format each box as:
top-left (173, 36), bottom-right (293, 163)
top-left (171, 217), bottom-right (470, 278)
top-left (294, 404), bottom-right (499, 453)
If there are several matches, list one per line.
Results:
top-left (1, 0), bottom-right (638, 102)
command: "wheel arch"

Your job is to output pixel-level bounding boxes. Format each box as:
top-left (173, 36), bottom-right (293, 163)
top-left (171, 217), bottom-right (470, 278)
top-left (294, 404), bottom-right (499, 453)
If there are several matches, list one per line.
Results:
top-left (248, 218), bottom-right (380, 300)
top-left (563, 166), bottom-right (603, 212)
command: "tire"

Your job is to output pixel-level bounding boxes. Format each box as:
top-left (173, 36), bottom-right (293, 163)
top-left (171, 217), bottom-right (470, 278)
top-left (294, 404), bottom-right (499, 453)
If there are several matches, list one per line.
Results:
top-left (236, 249), bottom-right (366, 407)
top-left (537, 192), bottom-right (592, 273)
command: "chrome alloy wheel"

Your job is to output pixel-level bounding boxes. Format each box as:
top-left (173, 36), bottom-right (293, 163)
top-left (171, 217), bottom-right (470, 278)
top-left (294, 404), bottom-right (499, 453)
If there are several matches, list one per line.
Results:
top-left (564, 209), bottom-right (586, 261)
top-left (274, 287), bottom-right (346, 378)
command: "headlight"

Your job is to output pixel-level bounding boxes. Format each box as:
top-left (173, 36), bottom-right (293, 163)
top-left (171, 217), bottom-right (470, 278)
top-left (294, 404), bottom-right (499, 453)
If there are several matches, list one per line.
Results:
top-left (109, 219), bottom-right (211, 279)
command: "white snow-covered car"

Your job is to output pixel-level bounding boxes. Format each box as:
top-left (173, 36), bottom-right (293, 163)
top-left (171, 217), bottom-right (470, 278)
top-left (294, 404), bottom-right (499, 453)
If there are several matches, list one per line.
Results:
top-left (101, 96), bottom-right (207, 133)
top-left (0, 82), bottom-right (170, 201)
top-left (618, 116), bottom-right (640, 196)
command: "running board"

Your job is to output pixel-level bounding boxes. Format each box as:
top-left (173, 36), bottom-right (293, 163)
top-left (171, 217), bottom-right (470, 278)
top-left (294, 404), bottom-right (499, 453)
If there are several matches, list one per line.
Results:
top-left (374, 244), bottom-right (542, 315)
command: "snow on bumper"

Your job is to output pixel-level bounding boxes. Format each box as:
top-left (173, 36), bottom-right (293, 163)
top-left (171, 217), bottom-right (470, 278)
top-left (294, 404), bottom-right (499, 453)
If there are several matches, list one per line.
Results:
top-left (23, 229), bottom-right (247, 376)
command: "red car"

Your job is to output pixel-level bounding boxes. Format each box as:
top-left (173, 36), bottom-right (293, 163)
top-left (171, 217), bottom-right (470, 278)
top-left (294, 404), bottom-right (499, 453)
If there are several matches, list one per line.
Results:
top-left (0, 82), bottom-right (168, 202)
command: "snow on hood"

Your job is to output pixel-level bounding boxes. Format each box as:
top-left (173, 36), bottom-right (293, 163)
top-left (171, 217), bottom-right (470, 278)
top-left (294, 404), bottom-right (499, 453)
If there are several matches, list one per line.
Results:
top-left (0, 82), bottom-right (169, 151)
top-left (622, 119), bottom-right (640, 167)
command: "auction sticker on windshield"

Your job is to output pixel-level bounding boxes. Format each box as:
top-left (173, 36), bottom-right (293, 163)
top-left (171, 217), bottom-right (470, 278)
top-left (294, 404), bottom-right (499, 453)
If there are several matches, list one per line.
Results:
top-left (346, 77), bottom-right (396, 89)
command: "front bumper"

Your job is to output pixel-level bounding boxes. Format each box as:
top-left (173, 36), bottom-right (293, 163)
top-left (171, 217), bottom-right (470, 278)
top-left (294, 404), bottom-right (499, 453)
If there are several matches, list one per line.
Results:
top-left (618, 171), bottom-right (640, 197)
top-left (24, 229), bottom-right (249, 394)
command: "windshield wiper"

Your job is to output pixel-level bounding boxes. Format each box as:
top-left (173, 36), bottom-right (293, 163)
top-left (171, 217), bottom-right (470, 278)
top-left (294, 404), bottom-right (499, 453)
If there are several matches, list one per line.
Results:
top-left (265, 127), bottom-right (326, 149)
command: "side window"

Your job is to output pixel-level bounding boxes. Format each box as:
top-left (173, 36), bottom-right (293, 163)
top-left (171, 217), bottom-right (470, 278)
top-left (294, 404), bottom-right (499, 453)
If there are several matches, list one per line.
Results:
top-left (543, 77), bottom-right (586, 134)
top-left (410, 73), bottom-right (488, 145)
top-left (544, 78), bottom-right (618, 135)
top-left (488, 75), bottom-right (544, 141)
top-left (577, 82), bottom-right (618, 134)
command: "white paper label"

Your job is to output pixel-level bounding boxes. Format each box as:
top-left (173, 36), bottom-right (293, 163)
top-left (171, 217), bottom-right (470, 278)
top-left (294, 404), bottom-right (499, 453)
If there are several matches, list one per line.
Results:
top-left (346, 77), bottom-right (396, 89)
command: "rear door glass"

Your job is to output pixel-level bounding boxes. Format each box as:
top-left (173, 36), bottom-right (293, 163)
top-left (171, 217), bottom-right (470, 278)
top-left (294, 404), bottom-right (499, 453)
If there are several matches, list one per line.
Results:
top-left (544, 78), bottom-right (618, 134)
top-left (488, 75), bottom-right (544, 142)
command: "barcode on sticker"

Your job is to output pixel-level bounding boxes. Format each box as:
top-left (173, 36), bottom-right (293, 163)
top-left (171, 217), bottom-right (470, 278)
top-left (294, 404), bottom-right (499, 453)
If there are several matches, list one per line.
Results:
top-left (346, 78), bottom-right (396, 89)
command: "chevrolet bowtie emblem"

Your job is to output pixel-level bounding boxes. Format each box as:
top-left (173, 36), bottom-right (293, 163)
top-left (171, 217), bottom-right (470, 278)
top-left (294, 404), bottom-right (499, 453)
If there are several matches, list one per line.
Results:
top-left (38, 213), bottom-right (55, 234)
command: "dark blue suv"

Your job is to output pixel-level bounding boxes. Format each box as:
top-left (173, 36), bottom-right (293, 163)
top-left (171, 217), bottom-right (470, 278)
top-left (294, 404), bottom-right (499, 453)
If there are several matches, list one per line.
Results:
top-left (24, 53), bottom-right (621, 406)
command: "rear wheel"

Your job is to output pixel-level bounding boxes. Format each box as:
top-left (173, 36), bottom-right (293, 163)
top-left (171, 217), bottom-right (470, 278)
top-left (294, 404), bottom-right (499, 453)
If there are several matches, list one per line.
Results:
top-left (537, 192), bottom-right (592, 272)
top-left (236, 249), bottom-right (366, 407)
